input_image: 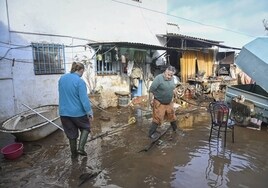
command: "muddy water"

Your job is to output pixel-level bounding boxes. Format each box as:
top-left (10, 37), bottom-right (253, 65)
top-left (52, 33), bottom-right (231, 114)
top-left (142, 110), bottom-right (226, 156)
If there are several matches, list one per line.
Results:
top-left (0, 105), bottom-right (268, 188)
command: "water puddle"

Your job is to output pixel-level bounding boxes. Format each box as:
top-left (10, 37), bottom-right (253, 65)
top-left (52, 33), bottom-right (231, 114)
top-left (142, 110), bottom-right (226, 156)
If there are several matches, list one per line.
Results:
top-left (0, 107), bottom-right (268, 188)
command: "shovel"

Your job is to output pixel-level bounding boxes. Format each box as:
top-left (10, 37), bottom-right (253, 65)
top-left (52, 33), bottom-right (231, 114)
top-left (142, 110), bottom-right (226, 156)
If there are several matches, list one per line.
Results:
top-left (22, 103), bottom-right (64, 131)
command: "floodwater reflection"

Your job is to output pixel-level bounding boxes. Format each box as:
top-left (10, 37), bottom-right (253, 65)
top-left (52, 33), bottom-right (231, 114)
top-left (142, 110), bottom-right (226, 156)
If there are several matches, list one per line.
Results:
top-left (170, 112), bottom-right (268, 188)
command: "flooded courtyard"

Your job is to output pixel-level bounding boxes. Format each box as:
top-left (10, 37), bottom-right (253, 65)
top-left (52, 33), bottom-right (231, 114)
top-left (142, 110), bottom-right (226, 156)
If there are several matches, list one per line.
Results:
top-left (1, 98), bottom-right (268, 188)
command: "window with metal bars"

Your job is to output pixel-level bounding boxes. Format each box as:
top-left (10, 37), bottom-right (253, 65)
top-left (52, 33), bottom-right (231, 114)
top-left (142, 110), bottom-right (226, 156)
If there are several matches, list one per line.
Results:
top-left (32, 43), bottom-right (65, 75)
top-left (96, 51), bottom-right (120, 75)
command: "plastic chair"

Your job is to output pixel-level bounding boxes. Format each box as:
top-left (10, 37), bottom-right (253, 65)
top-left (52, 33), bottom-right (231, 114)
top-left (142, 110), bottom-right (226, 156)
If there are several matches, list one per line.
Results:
top-left (208, 102), bottom-right (234, 147)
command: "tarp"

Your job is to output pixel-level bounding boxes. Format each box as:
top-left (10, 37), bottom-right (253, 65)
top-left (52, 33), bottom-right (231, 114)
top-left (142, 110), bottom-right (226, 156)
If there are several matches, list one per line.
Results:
top-left (235, 37), bottom-right (268, 91)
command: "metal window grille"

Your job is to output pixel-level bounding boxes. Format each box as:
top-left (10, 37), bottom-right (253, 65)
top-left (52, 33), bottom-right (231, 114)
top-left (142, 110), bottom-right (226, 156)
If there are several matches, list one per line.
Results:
top-left (96, 52), bottom-right (120, 75)
top-left (32, 43), bottom-right (65, 75)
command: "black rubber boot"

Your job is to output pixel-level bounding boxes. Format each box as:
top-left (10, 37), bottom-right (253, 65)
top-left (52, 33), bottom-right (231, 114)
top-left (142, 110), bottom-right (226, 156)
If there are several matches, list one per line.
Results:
top-left (148, 122), bottom-right (158, 138)
top-left (170, 121), bottom-right (177, 132)
top-left (77, 130), bottom-right (89, 156)
top-left (69, 139), bottom-right (78, 159)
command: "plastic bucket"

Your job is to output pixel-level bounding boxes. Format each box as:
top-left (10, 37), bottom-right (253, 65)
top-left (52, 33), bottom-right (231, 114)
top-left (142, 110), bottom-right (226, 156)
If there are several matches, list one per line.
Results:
top-left (118, 96), bottom-right (130, 107)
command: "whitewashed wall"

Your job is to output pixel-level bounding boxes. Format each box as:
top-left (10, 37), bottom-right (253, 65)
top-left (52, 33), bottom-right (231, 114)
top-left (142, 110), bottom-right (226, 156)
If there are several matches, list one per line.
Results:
top-left (0, 0), bottom-right (167, 121)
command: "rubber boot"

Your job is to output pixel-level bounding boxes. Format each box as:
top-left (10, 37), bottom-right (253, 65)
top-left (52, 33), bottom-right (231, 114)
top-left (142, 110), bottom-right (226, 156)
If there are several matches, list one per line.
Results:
top-left (77, 130), bottom-right (89, 156)
top-left (170, 121), bottom-right (177, 132)
top-left (69, 139), bottom-right (78, 159)
top-left (148, 122), bottom-right (158, 138)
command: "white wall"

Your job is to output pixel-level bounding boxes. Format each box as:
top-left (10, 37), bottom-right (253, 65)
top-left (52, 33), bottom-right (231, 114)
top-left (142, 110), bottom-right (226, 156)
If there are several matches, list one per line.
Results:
top-left (5, 0), bottom-right (167, 44)
top-left (0, 0), bottom-right (167, 121)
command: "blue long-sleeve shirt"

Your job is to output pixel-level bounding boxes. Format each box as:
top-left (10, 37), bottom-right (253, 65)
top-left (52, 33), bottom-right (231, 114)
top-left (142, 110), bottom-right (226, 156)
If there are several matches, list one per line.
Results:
top-left (58, 72), bottom-right (93, 117)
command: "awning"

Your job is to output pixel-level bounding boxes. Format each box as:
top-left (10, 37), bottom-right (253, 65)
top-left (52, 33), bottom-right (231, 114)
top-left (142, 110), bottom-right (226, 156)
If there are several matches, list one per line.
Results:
top-left (87, 41), bottom-right (176, 51)
top-left (159, 33), bottom-right (241, 50)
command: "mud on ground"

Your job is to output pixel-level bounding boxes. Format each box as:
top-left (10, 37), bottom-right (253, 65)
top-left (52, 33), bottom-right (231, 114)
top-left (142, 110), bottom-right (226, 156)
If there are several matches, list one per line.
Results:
top-left (1, 93), bottom-right (268, 188)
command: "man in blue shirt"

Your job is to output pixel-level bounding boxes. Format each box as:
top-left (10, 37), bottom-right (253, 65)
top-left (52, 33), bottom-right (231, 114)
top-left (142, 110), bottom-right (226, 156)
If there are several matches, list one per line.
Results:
top-left (58, 62), bottom-right (93, 159)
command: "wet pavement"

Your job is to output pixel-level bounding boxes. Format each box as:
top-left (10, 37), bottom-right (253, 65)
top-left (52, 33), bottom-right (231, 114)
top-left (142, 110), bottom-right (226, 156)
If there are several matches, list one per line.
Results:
top-left (1, 97), bottom-right (268, 188)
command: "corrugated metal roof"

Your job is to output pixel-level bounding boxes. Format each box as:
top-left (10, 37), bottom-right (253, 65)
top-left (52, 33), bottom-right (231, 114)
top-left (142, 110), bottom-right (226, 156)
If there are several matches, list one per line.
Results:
top-left (87, 41), bottom-right (173, 50)
top-left (87, 35), bottom-right (241, 52)
top-left (165, 33), bottom-right (223, 44)
top-left (159, 33), bottom-right (241, 50)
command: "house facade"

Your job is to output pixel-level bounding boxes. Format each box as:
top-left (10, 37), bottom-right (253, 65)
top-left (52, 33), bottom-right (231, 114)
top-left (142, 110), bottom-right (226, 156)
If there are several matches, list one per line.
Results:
top-left (0, 0), bottom-right (168, 121)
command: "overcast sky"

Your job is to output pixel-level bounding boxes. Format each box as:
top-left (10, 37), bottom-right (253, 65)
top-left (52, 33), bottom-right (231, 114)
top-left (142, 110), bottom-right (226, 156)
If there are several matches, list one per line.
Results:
top-left (167, 0), bottom-right (268, 49)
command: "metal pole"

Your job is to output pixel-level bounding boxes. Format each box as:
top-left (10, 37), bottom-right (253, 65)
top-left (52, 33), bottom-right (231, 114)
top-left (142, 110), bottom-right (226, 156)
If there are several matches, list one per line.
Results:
top-left (22, 103), bottom-right (64, 131)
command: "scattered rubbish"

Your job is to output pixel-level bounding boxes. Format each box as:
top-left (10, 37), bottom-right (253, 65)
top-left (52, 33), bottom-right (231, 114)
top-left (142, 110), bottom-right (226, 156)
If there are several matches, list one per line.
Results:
top-left (99, 115), bottom-right (111, 121)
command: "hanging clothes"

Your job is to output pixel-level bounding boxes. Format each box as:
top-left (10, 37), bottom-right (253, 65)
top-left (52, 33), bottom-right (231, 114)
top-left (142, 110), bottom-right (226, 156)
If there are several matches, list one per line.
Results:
top-left (130, 67), bottom-right (143, 88)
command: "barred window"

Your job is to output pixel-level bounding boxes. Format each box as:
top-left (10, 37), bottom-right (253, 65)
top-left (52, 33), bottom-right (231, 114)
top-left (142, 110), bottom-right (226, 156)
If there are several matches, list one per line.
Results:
top-left (32, 43), bottom-right (65, 75)
top-left (96, 51), bottom-right (120, 75)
